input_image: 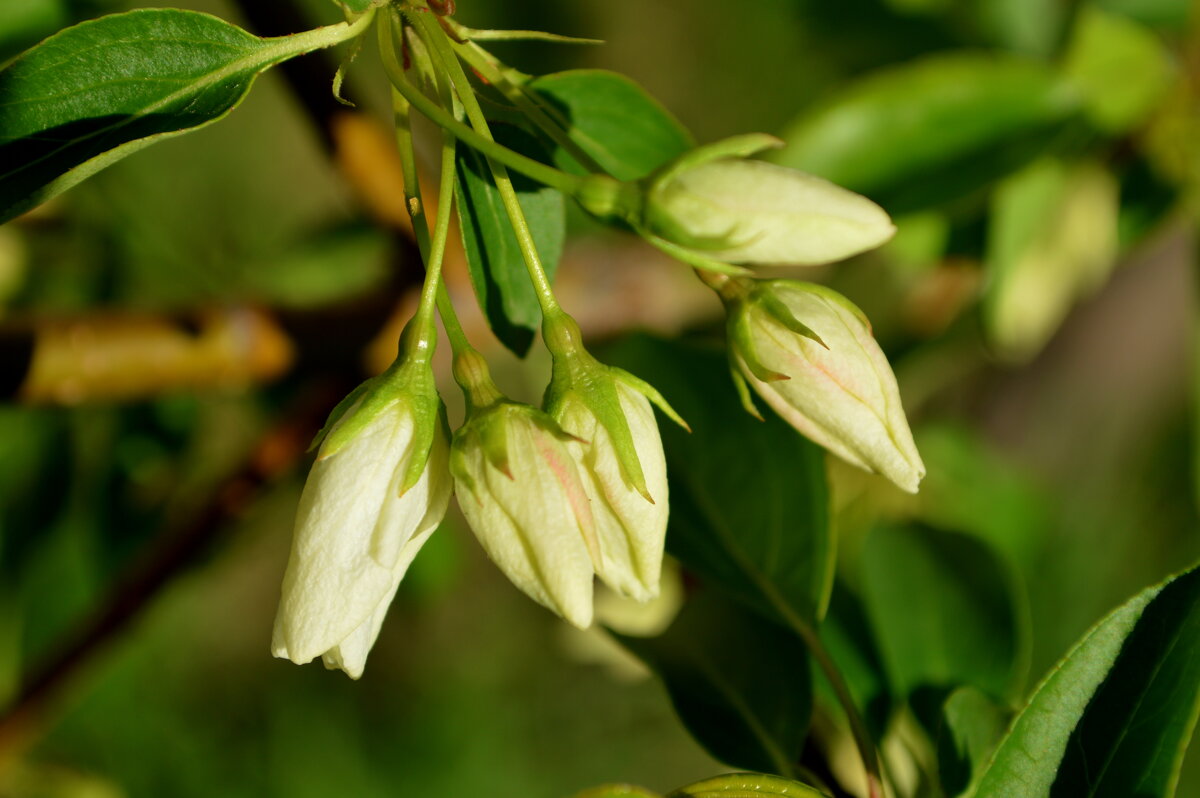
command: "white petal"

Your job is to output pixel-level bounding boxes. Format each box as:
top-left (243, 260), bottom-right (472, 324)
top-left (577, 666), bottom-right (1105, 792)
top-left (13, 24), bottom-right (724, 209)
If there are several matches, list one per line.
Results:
top-left (455, 418), bottom-right (595, 628)
top-left (273, 406), bottom-right (451, 667)
top-left (659, 159), bottom-right (895, 265)
top-left (560, 387), bottom-right (667, 601)
top-left (747, 288), bottom-right (924, 492)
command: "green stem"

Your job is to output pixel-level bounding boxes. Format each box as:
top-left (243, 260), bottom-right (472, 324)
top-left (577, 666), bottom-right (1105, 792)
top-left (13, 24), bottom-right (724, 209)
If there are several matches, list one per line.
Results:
top-left (762, 584), bottom-right (884, 798)
top-left (385, 17), bottom-right (471, 358)
top-left (406, 7), bottom-right (563, 318)
top-left (450, 37), bottom-right (607, 175)
top-left (378, 20), bottom-right (584, 199)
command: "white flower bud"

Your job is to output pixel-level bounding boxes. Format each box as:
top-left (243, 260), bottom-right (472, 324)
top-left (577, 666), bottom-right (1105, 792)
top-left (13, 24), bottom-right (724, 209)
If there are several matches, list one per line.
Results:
top-left (451, 404), bottom-right (598, 628)
top-left (732, 281), bottom-right (925, 493)
top-left (272, 394), bottom-right (451, 679)
top-left (648, 158), bottom-right (896, 266)
top-left (555, 381), bottom-right (669, 602)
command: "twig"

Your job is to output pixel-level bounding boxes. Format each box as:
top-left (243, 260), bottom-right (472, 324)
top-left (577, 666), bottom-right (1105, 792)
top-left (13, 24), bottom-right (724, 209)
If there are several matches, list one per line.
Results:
top-left (0, 381), bottom-right (344, 759)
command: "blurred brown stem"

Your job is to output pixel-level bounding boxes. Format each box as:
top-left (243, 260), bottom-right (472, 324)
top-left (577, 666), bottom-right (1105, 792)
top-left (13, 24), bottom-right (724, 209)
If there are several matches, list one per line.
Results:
top-left (0, 381), bottom-right (342, 760)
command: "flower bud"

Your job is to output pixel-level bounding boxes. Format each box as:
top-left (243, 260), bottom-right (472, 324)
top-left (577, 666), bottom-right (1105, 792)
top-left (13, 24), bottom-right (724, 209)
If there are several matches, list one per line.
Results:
top-left (450, 402), bottom-right (599, 628)
top-left (729, 280), bottom-right (925, 493)
top-left (646, 155), bottom-right (896, 266)
top-left (552, 378), bottom-right (670, 602)
top-left (541, 312), bottom-right (685, 603)
top-left (272, 363), bottom-right (452, 678)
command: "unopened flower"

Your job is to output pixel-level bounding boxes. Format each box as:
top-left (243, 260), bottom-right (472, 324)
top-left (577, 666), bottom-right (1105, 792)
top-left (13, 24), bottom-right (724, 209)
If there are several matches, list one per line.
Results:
top-left (644, 134), bottom-right (896, 266)
top-left (451, 399), bottom-right (599, 628)
top-left (541, 313), bottom-right (684, 604)
top-left (272, 359), bottom-right (451, 678)
top-left (727, 279), bottom-right (925, 493)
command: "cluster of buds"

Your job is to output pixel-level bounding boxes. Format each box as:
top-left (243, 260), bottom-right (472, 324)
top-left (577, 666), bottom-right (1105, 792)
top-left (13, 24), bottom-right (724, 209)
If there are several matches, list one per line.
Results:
top-left (639, 135), bottom-right (924, 492)
top-left (273, 131), bottom-right (923, 678)
top-left (273, 312), bottom-right (680, 676)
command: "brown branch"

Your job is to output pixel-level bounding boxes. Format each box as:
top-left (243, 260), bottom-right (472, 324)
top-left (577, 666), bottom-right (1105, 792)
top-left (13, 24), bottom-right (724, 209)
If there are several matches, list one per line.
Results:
top-left (0, 380), bottom-right (344, 759)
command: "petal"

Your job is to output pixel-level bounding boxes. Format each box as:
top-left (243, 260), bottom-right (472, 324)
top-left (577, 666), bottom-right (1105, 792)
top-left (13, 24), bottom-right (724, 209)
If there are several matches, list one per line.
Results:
top-left (563, 387), bottom-right (668, 601)
top-left (661, 160), bottom-right (895, 265)
top-left (747, 289), bottom-right (924, 492)
top-left (455, 416), bottom-right (595, 628)
top-left (273, 406), bottom-right (421, 665)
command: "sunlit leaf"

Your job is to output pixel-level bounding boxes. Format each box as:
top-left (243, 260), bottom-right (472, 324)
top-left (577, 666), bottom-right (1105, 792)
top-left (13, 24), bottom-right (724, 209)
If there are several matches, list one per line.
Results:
top-left (776, 53), bottom-right (1080, 211)
top-left (454, 124), bottom-right (565, 357)
top-left (0, 9), bottom-right (367, 223)
top-left (529, 70), bottom-right (694, 181)
top-left (974, 565), bottom-right (1200, 797)
top-left (937, 687), bottom-right (1010, 797)
top-left (618, 591), bottom-right (813, 777)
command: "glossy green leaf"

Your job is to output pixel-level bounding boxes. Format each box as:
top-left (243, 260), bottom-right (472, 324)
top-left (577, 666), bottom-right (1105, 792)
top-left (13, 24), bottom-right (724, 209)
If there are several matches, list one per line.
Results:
top-left (0, 9), bottom-right (368, 224)
top-left (974, 565), bottom-right (1200, 797)
top-left (937, 687), bottom-right (1011, 798)
top-left (529, 70), bottom-right (694, 181)
top-left (454, 124), bottom-right (565, 357)
top-left (668, 772), bottom-right (829, 797)
top-left (1063, 7), bottom-right (1174, 133)
top-left (776, 53), bottom-right (1080, 210)
top-left (603, 335), bottom-right (833, 628)
top-left (618, 591), bottom-right (813, 777)
top-left (862, 523), bottom-right (1026, 703)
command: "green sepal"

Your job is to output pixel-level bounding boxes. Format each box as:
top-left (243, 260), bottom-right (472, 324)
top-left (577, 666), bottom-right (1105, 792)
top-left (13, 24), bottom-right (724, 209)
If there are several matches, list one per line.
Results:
top-left (545, 350), bottom-right (653, 503)
top-left (728, 362), bottom-right (764, 421)
top-left (541, 311), bottom-right (659, 502)
top-left (479, 404), bottom-right (515, 480)
top-left (319, 351), bottom-right (439, 476)
top-left (308, 379), bottom-right (373, 454)
top-left (727, 305), bottom-right (790, 383)
top-left (648, 133), bottom-right (783, 192)
top-left (612, 368), bottom-right (689, 432)
top-left (770, 280), bottom-right (872, 330)
top-left (753, 284), bottom-right (827, 349)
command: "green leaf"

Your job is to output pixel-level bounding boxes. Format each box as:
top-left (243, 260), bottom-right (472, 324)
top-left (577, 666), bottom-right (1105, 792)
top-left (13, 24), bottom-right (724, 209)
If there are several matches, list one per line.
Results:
top-left (454, 124), bottom-right (565, 357)
top-left (529, 70), bottom-right (694, 181)
top-left (984, 158), bottom-right (1119, 361)
top-left (0, 8), bottom-right (368, 224)
top-left (969, 0), bottom-right (1072, 57)
top-left (1063, 7), bottom-right (1174, 134)
top-left (618, 591), bottom-right (813, 777)
top-left (668, 772), bottom-right (829, 797)
top-left (937, 687), bottom-right (1011, 798)
top-left (974, 564), bottom-right (1200, 797)
top-left (861, 523), bottom-right (1026, 705)
top-left (603, 335), bottom-right (833, 628)
top-left (776, 53), bottom-right (1080, 211)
